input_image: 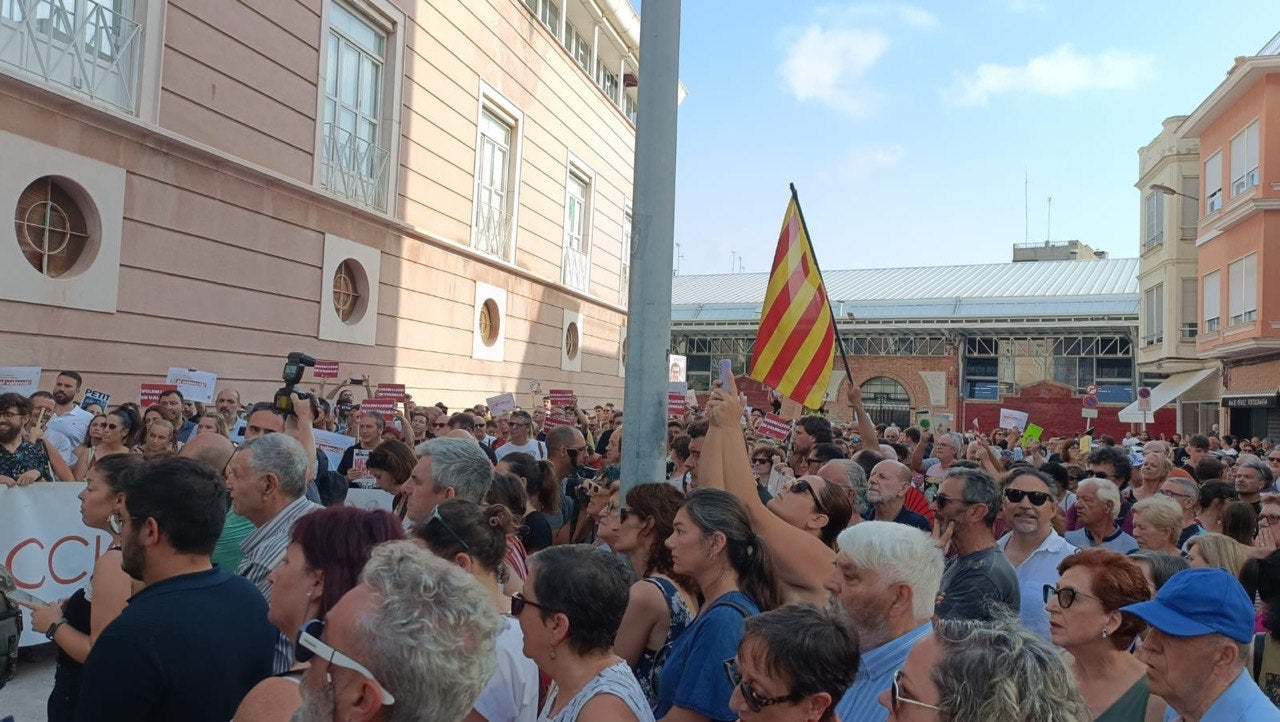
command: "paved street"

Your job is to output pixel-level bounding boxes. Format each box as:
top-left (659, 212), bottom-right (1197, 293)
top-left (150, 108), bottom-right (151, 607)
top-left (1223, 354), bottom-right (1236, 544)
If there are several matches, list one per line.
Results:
top-left (1, 644), bottom-right (56, 722)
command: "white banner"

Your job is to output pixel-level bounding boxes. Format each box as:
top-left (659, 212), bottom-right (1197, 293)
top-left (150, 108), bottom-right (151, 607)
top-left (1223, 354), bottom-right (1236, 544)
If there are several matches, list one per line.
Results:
top-left (0, 366), bottom-right (42, 397)
top-left (345, 488), bottom-right (394, 511)
top-left (313, 429), bottom-right (354, 471)
top-left (166, 367), bottom-right (218, 404)
top-left (1, 483), bottom-right (110, 647)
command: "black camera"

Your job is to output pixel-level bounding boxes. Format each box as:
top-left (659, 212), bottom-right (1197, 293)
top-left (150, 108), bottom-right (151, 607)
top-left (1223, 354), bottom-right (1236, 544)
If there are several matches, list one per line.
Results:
top-left (274, 352), bottom-right (317, 415)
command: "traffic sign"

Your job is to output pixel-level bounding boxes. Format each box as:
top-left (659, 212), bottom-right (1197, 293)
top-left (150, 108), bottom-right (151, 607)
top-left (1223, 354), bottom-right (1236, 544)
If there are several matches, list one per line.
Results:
top-left (1081, 408), bottom-right (1099, 419)
top-left (1085, 383), bottom-right (1099, 396)
top-left (1138, 386), bottom-right (1152, 412)
top-left (1082, 395), bottom-right (1099, 409)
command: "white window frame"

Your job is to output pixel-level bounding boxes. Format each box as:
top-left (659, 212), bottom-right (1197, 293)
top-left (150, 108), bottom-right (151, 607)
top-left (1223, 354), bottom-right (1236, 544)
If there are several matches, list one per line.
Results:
top-left (1143, 283), bottom-right (1163, 345)
top-left (312, 0), bottom-right (405, 215)
top-left (1203, 270), bottom-right (1221, 333)
top-left (1143, 191), bottom-right (1164, 250)
top-left (1205, 151), bottom-right (1223, 214)
top-left (469, 81), bottom-right (524, 263)
top-left (1228, 253), bottom-right (1258, 326)
top-left (560, 153), bottom-right (595, 292)
top-left (1180, 277), bottom-right (1198, 341)
top-left (1230, 120), bottom-right (1261, 197)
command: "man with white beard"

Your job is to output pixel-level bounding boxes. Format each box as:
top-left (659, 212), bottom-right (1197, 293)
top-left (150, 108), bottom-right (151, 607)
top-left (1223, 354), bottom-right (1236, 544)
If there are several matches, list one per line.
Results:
top-left (996, 466), bottom-right (1077, 641)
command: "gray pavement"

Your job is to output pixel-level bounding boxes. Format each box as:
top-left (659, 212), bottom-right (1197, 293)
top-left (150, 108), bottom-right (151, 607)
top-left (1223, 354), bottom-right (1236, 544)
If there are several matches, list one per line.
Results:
top-left (1, 643), bottom-right (57, 722)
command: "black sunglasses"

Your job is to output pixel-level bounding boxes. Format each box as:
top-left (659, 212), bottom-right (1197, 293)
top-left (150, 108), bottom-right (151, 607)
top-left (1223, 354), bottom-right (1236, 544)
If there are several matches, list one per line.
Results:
top-left (751, 457), bottom-right (772, 465)
top-left (785, 478), bottom-right (828, 514)
top-left (1004, 488), bottom-right (1052, 506)
top-left (619, 505), bottom-right (639, 522)
top-left (724, 658), bottom-right (803, 712)
top-left (510, 592), bottom-right (547, 616)
top-left (933, 493), bottom-right (975, 508)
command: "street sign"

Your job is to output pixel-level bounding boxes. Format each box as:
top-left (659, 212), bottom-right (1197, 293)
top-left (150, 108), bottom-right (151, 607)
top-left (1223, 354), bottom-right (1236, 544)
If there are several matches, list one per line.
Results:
top-left (1138, 386), bottom-right (1152, 412)
top-left (1081, 408), bottom-right (1099, 419)
top-left (1082, 395), bottom-right (1099, 409)
top-left (1085, 384), bottom-right (1099, 396)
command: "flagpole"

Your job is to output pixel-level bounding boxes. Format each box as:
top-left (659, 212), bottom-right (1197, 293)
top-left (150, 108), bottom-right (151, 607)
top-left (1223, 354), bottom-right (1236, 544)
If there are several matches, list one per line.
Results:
top-left (788, 183), bottom-right (855, 389)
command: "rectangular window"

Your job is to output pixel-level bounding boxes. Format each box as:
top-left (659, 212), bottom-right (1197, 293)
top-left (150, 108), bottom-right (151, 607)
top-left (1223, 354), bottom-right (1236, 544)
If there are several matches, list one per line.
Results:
top-left (1143, 284), bottom-right (1163, 344)
top-left (568, 26), bottom-right (590, 71)
top-left (1180, 177), bottom-right (1199, 238)
top-left (1230, 120), bottom-right (1261, 197)
top-left (1228, 254), bottom-right (1258, 325)
top-left (620, 209), bottom-right (632, 305)
top-left (596, 57), bottom-right (619, 104)
top-left (472, 101), bottom-right (520, 262)
top-left (561, 160), bottom-right (593, 291)
top-left (1205, 151), bottom-right (1223, 213)
top-left (1180, 278), bottom-right (1198, 341)
top-left (320, 2), bottom-right (393, 211)
top-left (1144, 192), bottom-right (1164, 250)
top-left (1203, 270), bottom-right (1221, 332)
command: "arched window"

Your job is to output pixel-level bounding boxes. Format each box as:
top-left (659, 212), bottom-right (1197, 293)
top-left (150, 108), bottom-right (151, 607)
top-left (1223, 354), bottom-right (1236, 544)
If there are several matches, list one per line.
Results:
top-left (859, 376), bottom-right (911, 429)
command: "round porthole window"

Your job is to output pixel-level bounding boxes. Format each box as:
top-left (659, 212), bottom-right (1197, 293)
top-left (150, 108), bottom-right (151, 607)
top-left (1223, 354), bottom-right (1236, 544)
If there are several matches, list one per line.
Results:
top-left (332, 259), bottom-right (369, 325)
top-left (480, 299), bottom-right (500, 346)
top-left (565, 322), bottom-right (580, 360)
top-left (15, 176), bottom-right (96, 278)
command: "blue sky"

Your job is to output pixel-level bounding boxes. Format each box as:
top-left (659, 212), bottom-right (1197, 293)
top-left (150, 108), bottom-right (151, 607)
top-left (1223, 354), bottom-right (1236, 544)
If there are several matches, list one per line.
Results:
top-left (667, 1), bottom-right (1280, 274)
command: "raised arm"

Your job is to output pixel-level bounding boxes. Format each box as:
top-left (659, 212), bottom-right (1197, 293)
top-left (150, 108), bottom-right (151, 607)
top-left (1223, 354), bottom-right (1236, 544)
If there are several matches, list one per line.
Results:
top-left (908, 429), bottom-right (929, 473)
top-left (846, 381), bottom-right (878, 452)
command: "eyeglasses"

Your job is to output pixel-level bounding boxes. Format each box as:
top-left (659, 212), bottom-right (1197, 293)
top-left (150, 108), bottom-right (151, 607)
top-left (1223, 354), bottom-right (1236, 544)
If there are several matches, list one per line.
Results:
top-left (890, 669), bottom-right (940, 713)
top-left (783, 478), bottom-right (828, 514)
top-left (296, 619), bottom-right (395, 705)
top-left (723, 658), bottom-right (803, 712)
top-left (0, 411), bottom-right (23, 420)
top-left (107, 513), bottom-right (146, 535)
top-left (566, 446), bottom-right (586, 460)
top-left (933, 493), bottom-right (974, 509)
top-left (510, 592), bottom-right (548, 616)
top-left (618, 506), bottom-right (638, 522)
top-left (806, 457), bottom-right (822, 465)
top-left (1261, 513), bottom-right (1280, 525)
top-left (1269, 456), bottom-right (1280, 462)
top-left (1003, 488), bottom-right (1052, 506)
top-left (751, 457), bottom-right (772, 465)
top-left (428, 506), bottom-right (470, 552)
top-left (431, 422), bottom-right (448, 428)
top-left (1043, 584), bottom-right (1102, 609)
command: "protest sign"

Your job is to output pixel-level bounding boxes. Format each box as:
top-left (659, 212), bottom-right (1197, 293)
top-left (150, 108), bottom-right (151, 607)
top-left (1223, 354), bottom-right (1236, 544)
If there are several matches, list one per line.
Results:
top-left (998, 408), bottom-right (1029, 431)
top-left (165, 367), bottom-right (218, 404)
top-left (359, 398), bottom-right (397, 416)
top-left (313, 360), bottom-right (340, 379)
top-left (487, 392), bottom-right (516, 416)
top-left (0, 366), bottom-right (41, 396)
top-left (549, 389), bottom-right (575, 408)
top-left (542, 415), bottom-right (572, 428)
top-left (1021, 423), bottom-right (1044, 445)
top-left (668, 354), bottom-right (686, 383)
top-left (139, 383), bottom-right (178, 407)
top-left (375, 383), bottom-right (406, 402)
top-left (346, 488), bottom-right (394, 512)
top-left (80, 388), bottom-right (110, 411)
top-left (668, 392), bottom-right (686, 415)
top-left (313, 429), bottom-right (354, 470)
top-left (758, 413), bottom-right (792, 441)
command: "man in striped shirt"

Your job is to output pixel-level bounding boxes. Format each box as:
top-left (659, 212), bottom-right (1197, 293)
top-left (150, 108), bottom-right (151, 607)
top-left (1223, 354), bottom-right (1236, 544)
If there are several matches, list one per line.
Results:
top-left (225, 432), bottom-right (322, 673)
top-left (825, 521), bottom-right (944, 722)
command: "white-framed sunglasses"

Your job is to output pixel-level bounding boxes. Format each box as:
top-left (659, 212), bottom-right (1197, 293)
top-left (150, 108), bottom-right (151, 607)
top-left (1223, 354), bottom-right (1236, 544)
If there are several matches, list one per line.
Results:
top-left (296, 618), bottom-right (395, 705)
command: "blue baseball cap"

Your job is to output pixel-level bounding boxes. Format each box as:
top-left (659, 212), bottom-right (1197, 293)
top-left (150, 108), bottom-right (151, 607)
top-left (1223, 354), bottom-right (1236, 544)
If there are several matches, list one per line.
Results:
top-left (1121, 567), bottom-right (1255, 643)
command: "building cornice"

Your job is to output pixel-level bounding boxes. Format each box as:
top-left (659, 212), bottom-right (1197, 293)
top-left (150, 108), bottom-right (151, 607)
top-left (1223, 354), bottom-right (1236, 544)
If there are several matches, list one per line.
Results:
top-left (1180, 56), bottom-right (1280, 137)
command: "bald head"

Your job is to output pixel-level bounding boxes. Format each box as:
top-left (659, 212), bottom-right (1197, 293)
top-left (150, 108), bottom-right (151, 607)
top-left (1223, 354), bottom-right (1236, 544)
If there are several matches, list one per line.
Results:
top-left (178, 432), bottom-right (235, 475)
top-left (867, 459), bottom-right (911, 505)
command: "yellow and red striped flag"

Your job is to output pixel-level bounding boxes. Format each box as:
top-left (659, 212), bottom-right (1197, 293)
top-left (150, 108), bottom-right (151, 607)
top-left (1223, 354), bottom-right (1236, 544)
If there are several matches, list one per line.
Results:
top-left (748, 191), bottom-right (835, 409)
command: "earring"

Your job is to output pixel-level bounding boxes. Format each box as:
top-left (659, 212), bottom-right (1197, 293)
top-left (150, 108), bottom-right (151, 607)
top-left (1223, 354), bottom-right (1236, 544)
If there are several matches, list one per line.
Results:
top-left (1101, 628), bottom-right (1109, 639)
top-left (549, 645), bottom-right (557, 661)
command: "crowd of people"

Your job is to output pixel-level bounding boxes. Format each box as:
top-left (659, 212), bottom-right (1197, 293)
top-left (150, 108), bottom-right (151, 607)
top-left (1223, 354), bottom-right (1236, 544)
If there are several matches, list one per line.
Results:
top-left (4, 368), bottom-right (1280, 721)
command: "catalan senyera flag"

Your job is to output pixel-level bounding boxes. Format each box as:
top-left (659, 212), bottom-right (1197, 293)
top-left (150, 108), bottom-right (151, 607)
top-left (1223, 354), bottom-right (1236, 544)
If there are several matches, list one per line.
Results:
top-left (747, 192), bottom-right (835, 409)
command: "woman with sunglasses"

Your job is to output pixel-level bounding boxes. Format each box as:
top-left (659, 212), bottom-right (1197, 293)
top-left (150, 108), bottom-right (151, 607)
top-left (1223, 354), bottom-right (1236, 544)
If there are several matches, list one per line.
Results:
top-left (726, 603), bottom-right (859, 722)
top-left (516, 544), bottom-right (653, 721)
top-left (19, 453), bottom-right (142, 721)
top-left (698, 379), bottom-right (851, 606)
top-left (416, 499), bottom-right (540, 721)
top-left (1044, 549), bottom-right (1165, 721)
top-left (72, 408), bottom-right (136, 480)
top-left (881, 617), bottom-right (1088, 721)
top-left (232, 506), bottom-right (404, 722)
top-left (609, 483), bottom-right (700, 706)
top-left (749, 443), bottom-right (784, 496)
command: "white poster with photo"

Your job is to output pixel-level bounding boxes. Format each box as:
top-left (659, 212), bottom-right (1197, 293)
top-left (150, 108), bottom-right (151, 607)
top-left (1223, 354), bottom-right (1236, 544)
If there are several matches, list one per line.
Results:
top-left (668, 355), bottom-right (687, 383)
top-left (165, 367), bottom-right (218, 404)
top-left (0, 366), bottom-right (41, 397)
top-left (313, 429), bottom-right (354, 470)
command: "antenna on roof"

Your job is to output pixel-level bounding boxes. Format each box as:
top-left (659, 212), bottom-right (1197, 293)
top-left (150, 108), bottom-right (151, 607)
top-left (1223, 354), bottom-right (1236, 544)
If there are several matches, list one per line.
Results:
top-left (1045, 196), bottom-right (1053, 245)
top-left (1024, 166), bottom-right (1029, 244)
top-left (674, 242), bottom-right (682, 277)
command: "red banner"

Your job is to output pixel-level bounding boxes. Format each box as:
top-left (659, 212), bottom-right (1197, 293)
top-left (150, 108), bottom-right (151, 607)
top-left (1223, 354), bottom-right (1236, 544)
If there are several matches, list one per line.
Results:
top-left (375, 383), bottom-right (406, 402)
top-left (139, 383), bottom-right (178, 407)
top-left (548, 389), bottom-right (575, 408)
top-left (757, 413), bottom-right (792, 441)
top-left (359, 398), bottom-right (397, 416)
top-left (313, 360), bottom-right (340, 379)
top-left (668, 392), bottom-right (686, 415)
top-left (542, 415), bottom-right (573, 428)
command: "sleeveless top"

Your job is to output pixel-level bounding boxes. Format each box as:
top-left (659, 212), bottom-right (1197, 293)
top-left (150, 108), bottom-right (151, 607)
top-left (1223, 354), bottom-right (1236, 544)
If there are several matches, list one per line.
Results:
top-left (1094, 675), bottom-right (1150, 722)
top-left (538, 659), bottom-right (654, 722)
top-left (1254, 633), bottom-right (1280, 706)
top-left (633, 577), bottom-right (693, 706)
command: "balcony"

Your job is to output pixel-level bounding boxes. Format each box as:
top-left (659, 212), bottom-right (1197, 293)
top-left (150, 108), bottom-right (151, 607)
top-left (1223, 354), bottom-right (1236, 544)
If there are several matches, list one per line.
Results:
top-left (1180, 323), bottom-right (1198, 341)
top-left (561, 244), bottom-right (589, 292)
top-left (319, 122), bottom-right (391, 212)
top-left (1142, 234), bottom-right (1163, 253)
top-left (1142, 333), bottom-right (1164, 347)
top-left (472, 202), bottom-right (513, 261)
top-left (0, 0), bottom-right (141, 113)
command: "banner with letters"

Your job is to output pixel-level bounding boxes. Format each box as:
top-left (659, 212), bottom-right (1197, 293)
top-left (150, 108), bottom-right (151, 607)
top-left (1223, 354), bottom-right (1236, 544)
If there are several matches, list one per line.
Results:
top-left (0, 484), bottom-right (110, 647)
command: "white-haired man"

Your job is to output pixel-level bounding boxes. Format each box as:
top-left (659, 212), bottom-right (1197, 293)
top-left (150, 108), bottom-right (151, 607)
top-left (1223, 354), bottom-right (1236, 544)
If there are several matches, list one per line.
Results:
top-left (1064, 477), bottom-right (1138, 553)
top-left (825, 520), bottom-right (944, 722)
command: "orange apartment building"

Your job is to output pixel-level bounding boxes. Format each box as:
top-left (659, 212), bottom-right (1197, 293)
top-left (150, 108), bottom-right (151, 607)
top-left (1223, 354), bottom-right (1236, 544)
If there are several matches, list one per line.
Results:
top-left (1180, 36), bottom-right (1280, 440)
top-left (0, 0), bottom-right (649, 407)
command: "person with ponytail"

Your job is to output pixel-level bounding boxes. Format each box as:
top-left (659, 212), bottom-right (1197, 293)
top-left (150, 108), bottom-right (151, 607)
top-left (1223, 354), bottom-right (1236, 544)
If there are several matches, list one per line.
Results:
top-left (611, 483), bottom-right (700, 706)
top-left (417, 499), bottom-right (540, 722)
top-left (498, 451), bottom-right (562, 552)
top-left (654, 487), bottom-right (782, 722)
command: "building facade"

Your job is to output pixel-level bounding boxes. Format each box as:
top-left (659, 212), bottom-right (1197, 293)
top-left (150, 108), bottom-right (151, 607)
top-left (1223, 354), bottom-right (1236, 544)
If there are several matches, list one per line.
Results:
top-left (1, 0), bottom-right (640, 406)
top-left (671, 257), bottom-right (1175, 440)
top-left (1179, 38), bottom-right (1280, 441)
top-left (1128, 115), bottom-right (1222, 434)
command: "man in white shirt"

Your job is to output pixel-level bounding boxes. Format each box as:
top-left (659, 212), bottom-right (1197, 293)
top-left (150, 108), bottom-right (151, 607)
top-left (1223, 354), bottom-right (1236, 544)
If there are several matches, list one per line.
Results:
top-left (46, 370), bottom-right (93, 447)
top-left (494, 410), bottom-right (545, 461)
top-left (997, 467), bottom-right (1077, 641)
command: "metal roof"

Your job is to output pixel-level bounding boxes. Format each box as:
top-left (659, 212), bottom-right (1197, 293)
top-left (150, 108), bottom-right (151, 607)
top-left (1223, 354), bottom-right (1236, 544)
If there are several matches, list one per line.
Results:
top-left (672, 257), bottom-right (1139, 323)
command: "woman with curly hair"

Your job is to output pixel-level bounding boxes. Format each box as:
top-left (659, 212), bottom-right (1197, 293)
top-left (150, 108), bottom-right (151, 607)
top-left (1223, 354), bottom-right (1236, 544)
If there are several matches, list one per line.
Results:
top-left (610, 482), bottom-right (700, 705)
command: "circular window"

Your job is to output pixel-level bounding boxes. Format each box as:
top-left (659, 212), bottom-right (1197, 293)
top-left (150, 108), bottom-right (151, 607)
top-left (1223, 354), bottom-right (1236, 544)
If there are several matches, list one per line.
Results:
top-left (565, 322), bottom-right (580, 360)
top-left (15, 176), bottom-right (96, 278)
top-left (332, 259), bottom-right (369, 325)
top-left (479, 299), bottom-right (500, 346)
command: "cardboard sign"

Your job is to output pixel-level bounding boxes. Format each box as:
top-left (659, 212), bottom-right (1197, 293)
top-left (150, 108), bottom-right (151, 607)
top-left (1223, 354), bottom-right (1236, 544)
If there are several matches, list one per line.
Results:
top-left (139, 383), bottom-right (178, 407)
top-left (313, 360), bottom-right (340, 379)
top-left (358, 398), bottom-right (397, 416)
top-left (165, 367), bottom-right (218, 404)
top-left (758, 413), bottom-right (792, 441)
top-left (997, 408), bottom-right (1029, 431)
top-left (1021, 423), bottom-right (1043, 445)
top-left (542, 415), bottom-right (573, 428)
top-left (375, 383), bottom-right (406, 402)
top-left (668, 392), bottom-right (686, 415)
top-left (549, 389), bottom-right (575, 408)
top-left (487, 392), bottom-right (516, 416)
top-left (80, 389), bottom-right (110, 411)
top-left (313, 429), bottom-right (355, 470)
top-left (0, 366), bottom-right (41, 396)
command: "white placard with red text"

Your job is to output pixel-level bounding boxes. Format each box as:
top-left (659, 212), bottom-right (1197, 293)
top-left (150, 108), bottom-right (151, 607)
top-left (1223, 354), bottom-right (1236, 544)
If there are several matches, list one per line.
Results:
top-left (313, 429), bottom-right (355, 470)
top-left (139, 383), bottom-right (178, 407)
top-left (487, 393), bottom-right (516, 416)
top-left (0, 366), bottom-right (41, 396)
top-left (1, 483), bottom-right (111, 647)
top-left (548, 389), bottom-right (575, 408)
top-left (359, 398), bottom-right (397, 416)
top-left (165, 367), bottom-right (218, 404)
top-left (997, 408), bottom-right (1030, 431)
top-left (313, 360), bottom-right (340, 379)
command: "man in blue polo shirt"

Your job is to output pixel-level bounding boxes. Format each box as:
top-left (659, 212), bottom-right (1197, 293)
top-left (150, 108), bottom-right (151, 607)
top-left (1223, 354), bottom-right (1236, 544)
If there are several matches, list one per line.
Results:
top-left (1124, 567), bottom-right (1280, 721)
top-left (76, 457), bottom-right (275, 721)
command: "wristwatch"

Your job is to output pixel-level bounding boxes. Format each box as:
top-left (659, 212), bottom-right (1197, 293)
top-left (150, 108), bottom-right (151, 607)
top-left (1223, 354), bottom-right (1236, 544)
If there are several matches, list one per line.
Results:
top-left (45, 618), bottom-right (67, 640)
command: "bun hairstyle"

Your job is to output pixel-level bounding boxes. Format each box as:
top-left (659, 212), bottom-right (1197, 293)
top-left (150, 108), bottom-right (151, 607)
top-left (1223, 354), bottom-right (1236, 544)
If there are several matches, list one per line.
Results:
top-left (501, 451), bottom-right (561, 515)
top-left (681, 488), bottom-right (782, 611)
top-left (415, 498), bottom-right (515, 582)
top-left (111, 406), bottom-right (143, 445)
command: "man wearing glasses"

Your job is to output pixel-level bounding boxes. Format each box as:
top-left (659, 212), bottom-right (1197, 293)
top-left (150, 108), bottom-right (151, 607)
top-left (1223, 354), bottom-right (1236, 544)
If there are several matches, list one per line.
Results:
top-left (76, 457), bottom-right (276, 720)
top-left (494, 410), bottom-right (546, 461)
top-left (931, 468), bottom-right (1020, 622)
top-left (996, 467), bottom-right (1077, 641)
top-left (0, 393), bottom-right (56, 486)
